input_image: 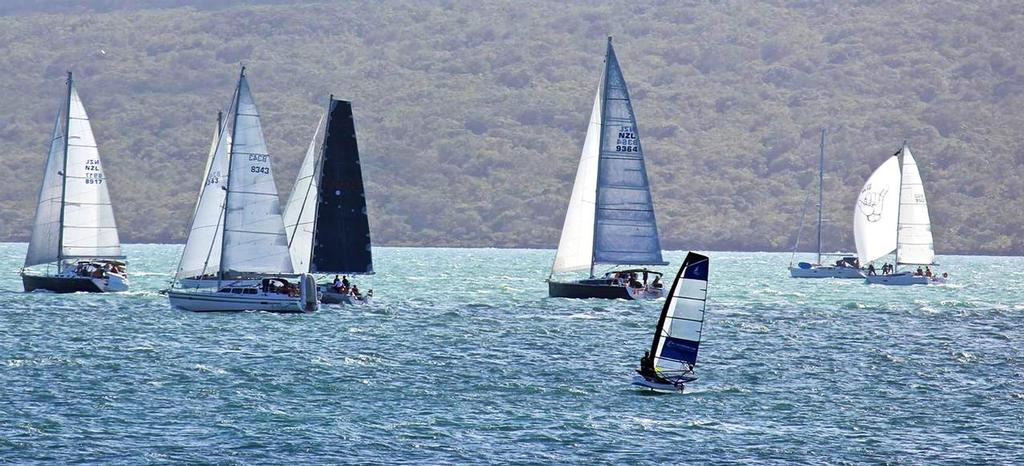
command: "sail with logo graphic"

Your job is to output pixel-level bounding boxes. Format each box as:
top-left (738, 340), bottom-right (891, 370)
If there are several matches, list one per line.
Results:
top-left (854, 155), bottom-right (901, 264)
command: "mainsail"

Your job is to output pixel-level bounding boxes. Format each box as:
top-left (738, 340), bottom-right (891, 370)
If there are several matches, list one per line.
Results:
top-left (283, 113), bottom-right (325, 273)
top-left (854, 155), bottom-right (901, 264)
top-left (220, 70), bottom-right (294, 276)
top-left (551, 37), bottom-right (666, 275)
top-left (25, 74), bottom-right (122, 268)
top-left (896, 147), bottom-right (935, 265)
top-left (650, 252), bottom-right (709, 376)
top-left (310, 98), bottom-right (373, 274)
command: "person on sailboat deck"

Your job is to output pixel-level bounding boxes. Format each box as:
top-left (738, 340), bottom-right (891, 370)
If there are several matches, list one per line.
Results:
top-left (651, 276), bottom-right (663, 289)
top-left (351, 285), bottom-right (362, 299)
top-left (916, 266), bottom-right (924, 276)
top-left (867, 264), bottom-right (876, 276)
top-left (342, 276), bottom-right (350, 288)
top-left (333, 275), bottom-right (341, 289)
top-left (925, 267), bottom-right (933, 277)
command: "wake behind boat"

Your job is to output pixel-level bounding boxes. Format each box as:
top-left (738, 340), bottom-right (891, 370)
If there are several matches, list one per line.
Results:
top-left (548, 37), bottom-right (668, 300)
top-left (167, 67), bottom-right (318, 313)
top-left (282, 97), bottom-right (374, 305)
top-left (633, 252), bottom-right (710, 393)
top-left (788, 129), bottom-right (863, 279)
top-left (21, 72), bottom-right (129, 293)
top-left (854, 144), bottom-right (947, 286)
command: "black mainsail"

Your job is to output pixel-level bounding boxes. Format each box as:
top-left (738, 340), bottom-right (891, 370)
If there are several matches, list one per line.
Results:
top-left (310, 98), bottom-right (373, 275)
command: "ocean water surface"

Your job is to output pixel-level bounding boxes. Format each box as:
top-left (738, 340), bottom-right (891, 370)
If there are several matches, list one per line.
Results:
top-left (1, 243), bottom-right (1022, 464)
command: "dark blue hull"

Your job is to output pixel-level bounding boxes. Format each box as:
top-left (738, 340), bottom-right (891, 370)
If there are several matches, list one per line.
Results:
top-left (548, 280), bottom-right (634, 300)
top-left (22, 274), bottom-right (103, 293)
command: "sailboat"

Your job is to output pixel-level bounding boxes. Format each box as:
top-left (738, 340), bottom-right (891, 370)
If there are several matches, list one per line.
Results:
top-left (21, 72), bottom-right (129, 293)
top-left (854, 144), bottom-right (945, 285)
top-left (283, 96), bottom-right (374, 305)
top-left (632, 252), bottom-right (709, 393)
top-left (167, 67), bottom-right (318, 312)
top-left (789, 129), bottom-right (863, 278)
top-left (548, 37), bottom-right (668, 300)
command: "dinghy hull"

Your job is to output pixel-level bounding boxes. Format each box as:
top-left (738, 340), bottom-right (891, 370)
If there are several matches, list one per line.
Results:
top-left (631, 374), bottom-right (686, 393)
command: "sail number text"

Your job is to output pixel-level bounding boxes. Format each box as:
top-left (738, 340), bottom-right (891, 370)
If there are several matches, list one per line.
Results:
top-left (615, 126), bottom-right (639, 153)
top-left (248, 154), bottom-right (271, 175)
top-left (84, 159), bottom-right (104, 184)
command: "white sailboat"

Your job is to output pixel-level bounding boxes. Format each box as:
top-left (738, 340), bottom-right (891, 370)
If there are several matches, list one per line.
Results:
top-left (167, 68), bottom-right (318, 312)
top-left (21, 72), bottom-right (129, 293)
top-left (283, 97), bottom-right (374, 305)
top-left (548, 37), bottom-right (668, 300)
top-left (633, 252), bottom-right (709, 393)
top-left (789, 129), bottom-right (864, 279)
top-left (855, 144), bottom-right (946, 285)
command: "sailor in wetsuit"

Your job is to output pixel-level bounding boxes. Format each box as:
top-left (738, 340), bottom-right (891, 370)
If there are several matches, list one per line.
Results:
top-left (638, 350), bottom-right (657, 379)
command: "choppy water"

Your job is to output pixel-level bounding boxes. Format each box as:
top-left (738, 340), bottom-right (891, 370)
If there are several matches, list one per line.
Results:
top-left (1, 243), bottom-right (1022, 464)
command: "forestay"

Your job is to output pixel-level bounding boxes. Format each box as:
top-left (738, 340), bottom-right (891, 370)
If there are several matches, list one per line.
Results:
top-left (650, 252), bottom-right (709, 376)
top-left (593, 39), bottom-right (666, 267)
top-left (854, 156), bottom-right (900, 264)
top-left (175, 113), bottom-right (232, 280)
top-left (283, 113), bottom-right (326, 273)
top-left (221, 73), bottom-right (294, 276)
top-left (896, 148), bottom-right (934, 265)
top-left (551, 89), bottom-right (601, 274)
top-left (311, 99), bottom-right (373, 275)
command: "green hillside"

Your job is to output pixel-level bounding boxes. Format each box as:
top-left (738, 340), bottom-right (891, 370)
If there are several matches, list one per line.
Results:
top-left (1, 1), bottom-right (1022, 254)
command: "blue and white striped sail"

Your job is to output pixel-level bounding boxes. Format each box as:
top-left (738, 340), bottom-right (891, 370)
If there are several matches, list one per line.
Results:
top-left (650, 252), bottom-right (709, 376)
top-left (593, 38), bottom-right (666, 267)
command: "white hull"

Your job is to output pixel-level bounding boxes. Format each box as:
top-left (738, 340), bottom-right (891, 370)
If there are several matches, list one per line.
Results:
top-left (631, 374), bottom-right (687, 393)
top-left (789, 265), bottom-right (864, 279)
top-left (177, 277), bottom-right (260, 288)
top-left (168, 274), bottom-right (319, 313)
top-left (865, 272), bottom-right (946, 286)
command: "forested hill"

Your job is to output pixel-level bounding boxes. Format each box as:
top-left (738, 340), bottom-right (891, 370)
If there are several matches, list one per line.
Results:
top-left (1, 1), bottom-right (1022, 255)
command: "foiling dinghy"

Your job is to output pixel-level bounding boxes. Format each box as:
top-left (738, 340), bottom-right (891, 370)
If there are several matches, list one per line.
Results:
top-left (283, 97), bottom-right (374, 305)
top-left (854, 144), bottom-right (946, 285)
top-left (633, 252), bottom-right (709, 393)
top-left (21, 72), bottom-right (129, 293)
top-left (548, 37), bottom-right (668, 300)
top-left (789, 129), bottom-right (863, 279)
top-left (167, 68), bottom-right (318, 313)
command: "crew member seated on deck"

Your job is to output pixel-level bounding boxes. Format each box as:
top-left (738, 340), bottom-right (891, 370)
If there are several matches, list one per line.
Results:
top-left (916, 266), bottom-right (924, 276)
top-left (651, 276), bottom-right (663, 289)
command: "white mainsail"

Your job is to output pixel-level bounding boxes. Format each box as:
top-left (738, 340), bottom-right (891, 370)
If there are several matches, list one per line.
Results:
top-left (854, 155), bottom-right (901, 264)
top-left (896, 148), bottom-right (935, 265)
top-left (551, 88), bottom-right (601, 274)
top-left (283, 113), bottom-right (326, 273)
top-left (175, 118), bottom-right (231, 281)
top-left (220, 74), bottom-right (294, 275)
top-left (652, 252), bottom-right (709, 376)
top-left (25, 78), bottom-right (121, 268)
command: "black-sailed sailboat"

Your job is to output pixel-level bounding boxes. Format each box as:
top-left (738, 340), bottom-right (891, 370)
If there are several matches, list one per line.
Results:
top-left (283, 97), bottom-right (374, 304)
top-left (633, 252), bottom-right (709, 393)
top-left (548, 37), bottom-right (668, 300)
top-left (21, 72), bottom-right (129, 293)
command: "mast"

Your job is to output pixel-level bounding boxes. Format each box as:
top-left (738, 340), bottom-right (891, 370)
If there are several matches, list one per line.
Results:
top-left (816, 128), bottom-right (825, 265)
top-left (590, 36), bottom-right (613, 279)
top-left (55, 71), bottom-right (73, 273)
top-left (219, 66), bottom-right (245, 283)
top-left (893, 142), bottom-right (906, 271)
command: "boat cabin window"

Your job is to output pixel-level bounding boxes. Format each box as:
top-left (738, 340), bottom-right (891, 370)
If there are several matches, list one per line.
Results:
top-left (231, 288), bottom-right (243, 294)
top-left (243, 289), bottom-right (257, 294)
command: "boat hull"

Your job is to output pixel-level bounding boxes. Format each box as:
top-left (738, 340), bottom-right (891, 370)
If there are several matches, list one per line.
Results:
top-left (548, 280), bottom-right (665, 300)
top-left (865, 272), bottom-right (945, 286)
top-left (789, 265), bottom-right (864, 279)
top-left (22, 273), bottom-right (128, 293)
top-left (319, 289), bottom-right (370, 305)
top-left (167, 290), bottom-right (312, 313)
top-left (631, 374), bottom-right (686, 393)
